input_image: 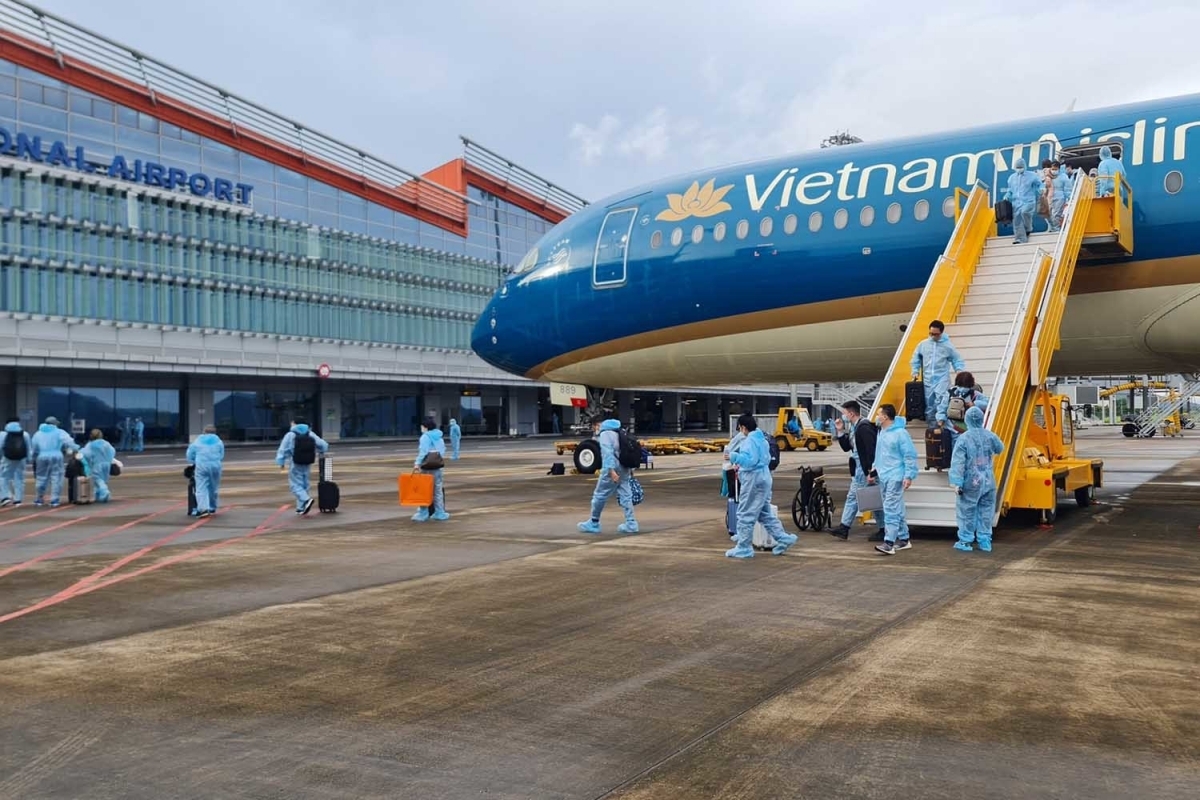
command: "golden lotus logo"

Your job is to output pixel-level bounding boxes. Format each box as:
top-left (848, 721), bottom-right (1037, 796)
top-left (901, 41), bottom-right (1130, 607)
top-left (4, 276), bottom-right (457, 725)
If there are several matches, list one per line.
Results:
top-left (655, 178), bottom-right (734, 222)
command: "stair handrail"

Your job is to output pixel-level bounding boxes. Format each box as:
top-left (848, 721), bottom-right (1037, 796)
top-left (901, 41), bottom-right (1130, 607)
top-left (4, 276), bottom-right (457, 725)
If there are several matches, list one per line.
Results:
top-left (1030, 173), bottom-right (1097, 383)
top-left (870, 181), bottom-right (992, 420)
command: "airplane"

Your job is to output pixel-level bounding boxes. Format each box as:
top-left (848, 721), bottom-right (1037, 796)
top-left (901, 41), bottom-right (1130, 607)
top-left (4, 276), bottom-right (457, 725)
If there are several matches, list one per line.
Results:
top-left (471, 93), bottom-right (1200, 391)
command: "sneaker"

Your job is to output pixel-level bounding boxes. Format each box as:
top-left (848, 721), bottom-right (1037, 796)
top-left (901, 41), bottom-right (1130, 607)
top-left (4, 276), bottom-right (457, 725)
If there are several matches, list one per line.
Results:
top-left (868, 530), bottom-right (885, 542)
top-left (0, 498), bottom-right (10, 507)
top-left (617, 522), bottom-right (639, 534)
top-left (772, 532), bottom-right (799, 556)
top-left (198, 510), bottom-right (213, 518)
top-left (875, 542), bottom-right (896, 555)
top-left (894, 538), bottom-right (912, 551)
top-left (725, 544), bottom-right (754, 559)
top-left (577, 520), bottom-right (601, 534)
top-left (301, 498), bottom-right (315, 516)
top-left (829, 524), bottom-right (850, 540)
top-left (33, 500), bottom-right (44, 507)
top-left (50, 501), bottom-right (60, 508)
top-left (11, 501), bottom-right (20, 507)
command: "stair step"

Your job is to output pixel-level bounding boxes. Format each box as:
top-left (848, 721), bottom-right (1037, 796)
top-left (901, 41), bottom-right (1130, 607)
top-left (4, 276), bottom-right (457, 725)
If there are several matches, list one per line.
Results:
top-left (965, 283), bottom-right (1027, 298)
top-left (953, 313), bottom-right (1019, 326)
top-left (946, 321), bottom-right (1013, 337)
top-left (969, 271), bottom-right (1037, 286)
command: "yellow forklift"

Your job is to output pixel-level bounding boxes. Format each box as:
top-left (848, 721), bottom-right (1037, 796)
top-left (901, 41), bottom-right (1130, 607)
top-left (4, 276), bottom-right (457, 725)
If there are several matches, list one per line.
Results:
top-left (773, 407), bottom-right (832, 452)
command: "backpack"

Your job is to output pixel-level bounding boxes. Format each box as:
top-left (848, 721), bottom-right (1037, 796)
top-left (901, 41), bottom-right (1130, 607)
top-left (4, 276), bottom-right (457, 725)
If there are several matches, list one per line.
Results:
top-left (947, 395), bottom-right (967, 421)
top-left (292, 432), bottom-right (316, 465)
top-left (767, 435), bottom-right (780, 471)
top-left (616, 429), bottom-right (642, 470)
top-left (3, 432), bottom-right (27, 461)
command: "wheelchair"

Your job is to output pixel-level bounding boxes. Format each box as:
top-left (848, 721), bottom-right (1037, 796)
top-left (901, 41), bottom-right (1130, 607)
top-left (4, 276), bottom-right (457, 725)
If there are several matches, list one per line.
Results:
top-left (792, 465), bottom-right (834, 531)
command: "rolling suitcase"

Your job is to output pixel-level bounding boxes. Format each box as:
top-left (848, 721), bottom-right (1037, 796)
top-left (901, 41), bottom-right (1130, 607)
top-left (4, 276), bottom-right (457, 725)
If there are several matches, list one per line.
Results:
top-left (905, 380), bottom-right (927, 422)
top-left (724, 469), bottom-right (739, 537)
top-left (74, 476), bottom-right (94, 505)
top-left (318, 456), bottom-right (340, 513)
top-left (184, 465), bottom-right (198, 516)
top-left (925, 425), bottom-right (953, 471)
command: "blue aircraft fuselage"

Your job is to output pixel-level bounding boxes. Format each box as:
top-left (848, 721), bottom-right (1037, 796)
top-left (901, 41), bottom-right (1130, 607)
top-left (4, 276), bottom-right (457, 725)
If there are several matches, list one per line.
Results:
top-left (473, 93), bottom-right (1200, 385)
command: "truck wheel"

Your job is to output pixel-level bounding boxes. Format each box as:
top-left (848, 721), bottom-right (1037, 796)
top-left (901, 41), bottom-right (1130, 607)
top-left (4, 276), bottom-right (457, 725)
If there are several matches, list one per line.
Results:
top-left (574, 440), bottom-right (601, 474)
top-left (817, 445), bottom-right (828, 451)
top-left (1074, 486), bottom-right (1092, 508)
top-left (1040, 506), bottom-right (1058, 525)
top-left (806, 440), bottom-right (818, 452)
top-left (776, 436), bottom-right (792, 453)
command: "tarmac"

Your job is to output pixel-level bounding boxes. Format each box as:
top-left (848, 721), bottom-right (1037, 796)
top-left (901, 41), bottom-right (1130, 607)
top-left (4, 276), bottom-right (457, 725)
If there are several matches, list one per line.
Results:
top-left (0, 427), bottom-right (1198, 799)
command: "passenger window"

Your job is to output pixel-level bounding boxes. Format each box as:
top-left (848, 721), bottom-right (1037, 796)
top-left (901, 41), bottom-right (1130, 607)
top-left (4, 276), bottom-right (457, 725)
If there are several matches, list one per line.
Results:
top-left (691, 225), bottom-right (703, 244)
top-left (860, 206), bottom-right (875, 227)
top-left (808, 212), bottom-right (822, 233)
top-left (759, 217), bottom-right (773, 237)
top-left (783, 213), bottom-right (798, 235)
top-left (670, 227), bottom-right (683, 247)
top-left (942, 196), bottom-right (955, 218)
top-left (833, 208), bottom-right (848, 230)
top-left (1165, 170), bottom-right (1183, 194)
top-left (886, 202), bottom-right (902, 223)
top-left (736, 220), bottom-right (749, 240)
top-left (650, 230), bottom-right (663, 249)
top-left (714, 221), bottom-right (727, 242)
top-left (914, 199), bottom-right (930, 221)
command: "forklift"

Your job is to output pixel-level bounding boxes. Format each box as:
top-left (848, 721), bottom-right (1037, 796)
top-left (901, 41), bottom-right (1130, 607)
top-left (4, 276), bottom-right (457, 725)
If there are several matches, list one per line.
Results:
top-left (773, 407), bottom-right (832, 453)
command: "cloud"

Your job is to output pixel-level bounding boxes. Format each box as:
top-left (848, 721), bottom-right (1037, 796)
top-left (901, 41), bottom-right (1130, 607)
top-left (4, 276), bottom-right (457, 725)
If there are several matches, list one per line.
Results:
top-left (618, 108), bottom-right (672, 162)
top-left (569, 114), bottom-right (620, 164)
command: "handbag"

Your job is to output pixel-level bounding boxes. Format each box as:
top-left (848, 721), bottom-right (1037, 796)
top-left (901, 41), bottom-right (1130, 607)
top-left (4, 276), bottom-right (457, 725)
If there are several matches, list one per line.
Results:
top-left (856, 482), bottom-right (884, 513)
top-left (420, 451), bottom-right (445, 471)
top-left (630, 475), bottom-right (644, 506)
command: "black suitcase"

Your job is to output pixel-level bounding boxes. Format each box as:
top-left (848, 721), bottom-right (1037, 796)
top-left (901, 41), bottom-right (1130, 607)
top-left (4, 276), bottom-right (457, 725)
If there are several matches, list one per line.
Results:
top-left (317, 456), bottom-right (339, 513)
top-left (905, 380), bottom-right (927, 422)
top-left (995, 198), bottom-right (1013, 224)
top-left (184, 465), bottom-right (198, 516)
top-left (925, 425), bottom-right (953, 471)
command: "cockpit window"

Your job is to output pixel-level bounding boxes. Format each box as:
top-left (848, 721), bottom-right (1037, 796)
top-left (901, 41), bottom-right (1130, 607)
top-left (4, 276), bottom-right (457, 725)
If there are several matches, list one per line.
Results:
top-left (515, 247), bottom-right (539, 274)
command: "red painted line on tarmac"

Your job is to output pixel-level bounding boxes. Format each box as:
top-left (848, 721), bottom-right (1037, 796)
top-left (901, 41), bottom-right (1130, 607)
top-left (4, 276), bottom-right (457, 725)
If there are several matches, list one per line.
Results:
top-left (0, 505), bottom-right (64, 529)
top-left (61, 506), bottom-right (242, 595)
top-left (0, 504), bottom-right (128, 549)
top-left (0, 504), bottom-right (292, 625)
top-left (0, 502), bottom-right (187, 582)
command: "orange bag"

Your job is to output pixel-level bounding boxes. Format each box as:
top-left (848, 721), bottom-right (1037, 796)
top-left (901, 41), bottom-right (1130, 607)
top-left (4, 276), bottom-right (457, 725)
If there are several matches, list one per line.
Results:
top-left (398, 472), bottom-right (434, 507)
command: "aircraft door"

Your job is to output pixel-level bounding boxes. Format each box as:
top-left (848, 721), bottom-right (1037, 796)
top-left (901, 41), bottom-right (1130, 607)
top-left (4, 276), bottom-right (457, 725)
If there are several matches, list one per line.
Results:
top-left (593, 207), bottom-right (637, 287)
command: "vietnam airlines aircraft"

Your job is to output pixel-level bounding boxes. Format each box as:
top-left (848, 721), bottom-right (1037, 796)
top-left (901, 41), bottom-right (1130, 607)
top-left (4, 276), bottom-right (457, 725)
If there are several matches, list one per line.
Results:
top-left (472, 94), bottom-right (1200, 387)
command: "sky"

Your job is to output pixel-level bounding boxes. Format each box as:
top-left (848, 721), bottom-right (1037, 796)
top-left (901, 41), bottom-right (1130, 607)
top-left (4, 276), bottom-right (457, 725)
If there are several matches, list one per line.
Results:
top-left (30, 0), bottom-right (1200, 202)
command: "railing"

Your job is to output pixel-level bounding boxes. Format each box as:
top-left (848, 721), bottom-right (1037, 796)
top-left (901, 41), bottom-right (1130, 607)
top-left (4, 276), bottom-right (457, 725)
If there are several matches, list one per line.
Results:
top-left (461, 138), bottom-right (589, 216)
top-left (1130, 378), bottom-right (1200, 434)
top-left (0, 0), bottom-right (472, 222)
top-left (1029, 174), bottom-right (1096, 383)
top-left (871, 181), bottom-right (992, 420)
top-left (1114, 172), bottom-right (1134, 253)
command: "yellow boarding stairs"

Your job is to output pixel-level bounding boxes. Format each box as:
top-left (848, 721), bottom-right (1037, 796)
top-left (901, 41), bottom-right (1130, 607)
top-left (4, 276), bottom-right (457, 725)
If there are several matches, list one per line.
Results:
top-left (869, 170), bottom-right (1132, 527)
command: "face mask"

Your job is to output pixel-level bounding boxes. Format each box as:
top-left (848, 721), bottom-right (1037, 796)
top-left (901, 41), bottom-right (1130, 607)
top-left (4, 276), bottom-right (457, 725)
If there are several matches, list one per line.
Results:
top-left (1016, 166), bottom-right (1025, 173)
top-left (876, 416), bottom-right (887, 427)
top-left (841, 415), bottom-right (851, 426)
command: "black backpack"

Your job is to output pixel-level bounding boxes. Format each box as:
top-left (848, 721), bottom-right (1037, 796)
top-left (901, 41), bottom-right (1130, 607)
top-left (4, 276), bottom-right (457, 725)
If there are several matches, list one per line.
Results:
top-left (767, 435), bottom-right (780, 472)
top-left (292, 432), bottom-right (316, 465)
top-left (3, 431), bottom-right (27, 461)
top-left (616, 429), bottom-right (642, 470)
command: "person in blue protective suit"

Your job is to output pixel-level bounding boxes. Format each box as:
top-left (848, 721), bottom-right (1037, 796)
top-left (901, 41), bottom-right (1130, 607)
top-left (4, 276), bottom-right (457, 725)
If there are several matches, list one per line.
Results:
top-left (412, 417), bottom-right (450, 522)
top-left (133, 417), bottom-right (145, 452)
top-left (947, 371), bottom-right (989, 437)
top-left (871, 404), bottom-right (919, 556)
top-left (81, 429), bottom-right (116, 503)
top-left (577, 415), bottom-right (639, 535)
top-left (948, 406), bottom-right (1005, 552)
top-left (910, 319), bottom-right (966, 426)
top-left (786, 415), bottom-right (801, 436)
top-left (186, 424), bottom-right (226, 517)
top-left (1095, 145), bottom-right (1127, 198)
top-left (1, 419), bottom-right (32, 507)
top-left (275, 417), bottom-right (328, 515)
top-left (832, 400), bottom-right (881, 541)
top-left (1003, 157), bottom-right (1044, 244)
top-left (1049, 160), bottom-right (1072, 232)
top-left (724, 413), bottom-right (798, 559)
top-left (117, 417), bottom-right (130, 451)
top-left (30, 416), bottom-right (75, 507)
top-left (448, 418), bottom-right (462, 461)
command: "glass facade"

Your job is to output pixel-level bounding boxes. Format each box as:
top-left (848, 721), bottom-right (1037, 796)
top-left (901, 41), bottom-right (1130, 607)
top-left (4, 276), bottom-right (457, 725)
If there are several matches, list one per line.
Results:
top-left (212, 389), bottom-right (316, 442)
top-left (340, 391), bottom-right (421, 438)
top-left (37, 384), bottom-right (181, 444)
top-left (0, 57), bottom-right (552, 351)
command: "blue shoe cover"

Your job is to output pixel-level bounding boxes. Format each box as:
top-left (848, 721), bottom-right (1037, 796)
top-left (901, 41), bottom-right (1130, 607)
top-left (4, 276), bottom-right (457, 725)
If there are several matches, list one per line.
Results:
top-left (725, 544), bottom-right (754, 559)
top-left (617, 521), bottom-right (639, 534)
top-left (772, 532), bottom-right (799, 555)
top-left (432, 512), bottom-right (450, 521)
top-left (411, 510), bottom-right (430, 522)
top-left (577, 520), bottom-right (601, 534)
top-left (953, 541), bottom-right (974, 552)
top-left (977, 537), bottom-right (992, 552)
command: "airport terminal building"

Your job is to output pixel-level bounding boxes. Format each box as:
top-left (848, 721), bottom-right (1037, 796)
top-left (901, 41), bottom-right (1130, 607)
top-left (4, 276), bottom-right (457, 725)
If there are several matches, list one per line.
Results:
top-left (0, 1), bottom-right (789, 444)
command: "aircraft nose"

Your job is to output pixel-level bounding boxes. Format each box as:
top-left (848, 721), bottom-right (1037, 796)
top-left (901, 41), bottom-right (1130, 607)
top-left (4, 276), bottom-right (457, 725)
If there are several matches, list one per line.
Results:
top-left (471, 288), bottom-right (535, 376)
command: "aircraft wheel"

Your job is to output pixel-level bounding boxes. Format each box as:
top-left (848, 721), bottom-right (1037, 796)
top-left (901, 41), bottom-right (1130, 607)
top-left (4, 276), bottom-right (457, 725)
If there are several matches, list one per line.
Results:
top-left (574, 440), bottom-right (601, 474)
